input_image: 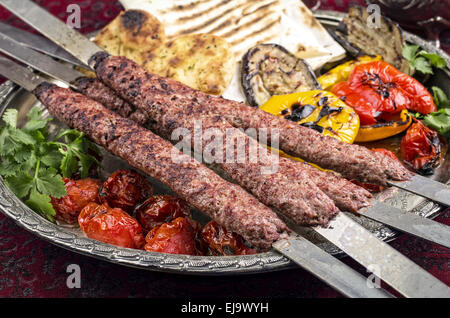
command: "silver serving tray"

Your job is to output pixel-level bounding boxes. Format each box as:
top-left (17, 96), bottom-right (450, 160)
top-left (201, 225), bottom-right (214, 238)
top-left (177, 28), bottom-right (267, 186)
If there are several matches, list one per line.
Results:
top-left (0, 10), bottom-right (449, 275)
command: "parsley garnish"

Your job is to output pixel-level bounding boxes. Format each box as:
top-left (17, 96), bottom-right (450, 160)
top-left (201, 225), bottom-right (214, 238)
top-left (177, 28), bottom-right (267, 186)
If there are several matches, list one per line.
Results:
top-left (0, 107), bottom-right (100, 221)
top-left (411, 86), bottom-right (450, 139)
top-left (402, 44), bottom-right (447, 75)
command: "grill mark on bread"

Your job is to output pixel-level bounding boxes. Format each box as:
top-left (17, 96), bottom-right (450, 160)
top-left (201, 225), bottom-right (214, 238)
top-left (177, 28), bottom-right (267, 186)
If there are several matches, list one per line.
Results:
top-left (221, 13), bottom-right (268, 38)
top-left (178, 3), bottom-right (248, 35)
top-left (177, 0), bottom-right (230, 21)
top-left (230, 17), bottom-right (280, 45)
top-left (208, 20), bottom-right (232, 34)
top-left (166, 0), bottom-right (212, 12)
top-left (241, 0), bottom-right (278, 17)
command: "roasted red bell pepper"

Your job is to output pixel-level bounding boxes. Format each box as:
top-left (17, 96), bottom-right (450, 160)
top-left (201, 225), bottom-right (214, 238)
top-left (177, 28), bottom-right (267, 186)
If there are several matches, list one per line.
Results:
top-left (332, 61), bottom-right (436, 125)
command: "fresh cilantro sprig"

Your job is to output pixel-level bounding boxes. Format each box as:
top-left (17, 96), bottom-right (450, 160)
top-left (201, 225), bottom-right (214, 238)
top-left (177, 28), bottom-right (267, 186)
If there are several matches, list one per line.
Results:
top-left (0, 107), bottom-right (100, 221)
top-left (410, 86), bottom-right (450, 139)
top-left (402, 44), bottom-right (447, 75)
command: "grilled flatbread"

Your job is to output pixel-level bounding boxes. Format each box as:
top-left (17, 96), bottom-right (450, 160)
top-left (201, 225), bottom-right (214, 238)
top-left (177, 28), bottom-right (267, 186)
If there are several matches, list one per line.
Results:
top-left (93, 9), bottom-right (165, 65)
top-left (144, 33), bottom-right (236, 95)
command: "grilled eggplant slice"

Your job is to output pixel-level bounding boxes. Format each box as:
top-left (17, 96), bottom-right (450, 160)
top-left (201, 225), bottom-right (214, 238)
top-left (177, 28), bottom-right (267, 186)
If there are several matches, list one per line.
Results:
top-left (332, 6), bottom-right (409, 74)
top-left (241, 43), bottom-right (320, 107)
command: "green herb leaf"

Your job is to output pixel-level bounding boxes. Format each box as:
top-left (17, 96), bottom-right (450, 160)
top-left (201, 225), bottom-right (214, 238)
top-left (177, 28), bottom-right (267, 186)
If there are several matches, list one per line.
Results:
top-left (40, 149), bottom-right (63, 169)
top-left (25, 187), bottom-right (56, 222)
top-left (60, 148), bottom-right (79, 178)
top-left (35, 167), bottom-right (66, 198)
top-left (432, 86), bottom-right (450, 108)
top-left (0, 157), bottom-right (22, 177)
top-left (26, 107), bottom-right (44, 121)
top-left (9, 128), bottom-right (36, 145)
top-left (423, 108), bottom-right (450, 139)
top-left (402, 44), bottom-right (419, 61)
top-left (410, 56), bottom-right (434, 74)
top-left (14, 145), bottom-right (33, 163)
top-left (5, 172), bottom-right (33, 198)
top-left (419, 51), bottom-right (447, 69)
top-left (0, 106), bottom-right (100, 222)
top-left (2, 109), bottom-right (18, 129)
top-left (402, 44), bottom-right (447, 75)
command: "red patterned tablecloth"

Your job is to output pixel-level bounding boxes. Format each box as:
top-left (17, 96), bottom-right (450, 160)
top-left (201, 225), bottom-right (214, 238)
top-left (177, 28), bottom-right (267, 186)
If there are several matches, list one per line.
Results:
top-left (0, 0), bottom-right (448, 298)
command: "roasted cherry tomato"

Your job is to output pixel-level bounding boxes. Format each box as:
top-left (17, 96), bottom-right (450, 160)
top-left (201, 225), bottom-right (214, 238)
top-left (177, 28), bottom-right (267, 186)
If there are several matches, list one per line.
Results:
top-left (201, 220), bottom-right (256, 256)
top-left (332, 61), bottom-right (436, 126)
top-left (78, 202), bottom-right (145, 249)
top-left (144, 217), bottom-right (202, 255)
top-left (134, 195), bottom-right (190, 232)
top-left (260, 90), bottom-right (360, 144)
top-left (50, 178), bottom-right (101, 224)
top-left (400, 119), bottom-right (442, 175)
top-left (99, 169), bottom-right (153, 213)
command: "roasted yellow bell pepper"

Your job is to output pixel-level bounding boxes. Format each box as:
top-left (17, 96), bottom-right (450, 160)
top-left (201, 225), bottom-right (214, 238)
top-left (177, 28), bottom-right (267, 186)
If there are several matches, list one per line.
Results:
top-left (260, 90), bottom-right (360, 144)
top-left (318, 55), bottom-right (382, 90)
top-left (355, 109), bottom-right (413, 142)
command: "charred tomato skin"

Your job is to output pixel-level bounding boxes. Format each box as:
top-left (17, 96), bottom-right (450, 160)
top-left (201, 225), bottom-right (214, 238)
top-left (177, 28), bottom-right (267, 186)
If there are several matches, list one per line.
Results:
top-left (134, 195), bottom-right (190, 232)
top-left (401, 120), bottom-right (442, 175)
top-left (99, 169), bottom-right (153, 213)
top-left (51, 178), bottom-right (102, 224)
top-left (78, 202), bottom-right (145, 249)
top-left (144, 217), bottom-right (202, 255)
top-left (201, 220), bottom-right (256, 256)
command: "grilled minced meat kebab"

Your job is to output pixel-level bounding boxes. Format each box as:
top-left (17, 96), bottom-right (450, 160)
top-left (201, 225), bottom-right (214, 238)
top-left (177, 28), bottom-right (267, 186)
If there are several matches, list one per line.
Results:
top-left (84, 54), bottom-right (348, 224)
top-left (75, 74), bottom-right (372, 213)
top-left (90, 53), bottom-right (412, 186)
top-left (34, 82), bottom-right (289, 249)
top-left (79, 65), bottom-right (341, 225)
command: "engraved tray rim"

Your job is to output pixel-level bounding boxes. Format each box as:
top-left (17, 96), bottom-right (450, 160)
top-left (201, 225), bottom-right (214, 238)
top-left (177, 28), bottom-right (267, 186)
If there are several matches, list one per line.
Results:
top-left (0, 10), bottom-right (448, 275)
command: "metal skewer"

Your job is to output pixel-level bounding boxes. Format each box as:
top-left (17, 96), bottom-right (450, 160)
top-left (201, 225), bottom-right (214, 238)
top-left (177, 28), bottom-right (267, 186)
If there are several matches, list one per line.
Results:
top-left (0, 32), bottom-right (448, 249)
top-left (0, 54), bottom-right (393, 298)
top-left (1, 0), bottom-right (449, 297)
top-left (0, 21), bottom-right (86, 68)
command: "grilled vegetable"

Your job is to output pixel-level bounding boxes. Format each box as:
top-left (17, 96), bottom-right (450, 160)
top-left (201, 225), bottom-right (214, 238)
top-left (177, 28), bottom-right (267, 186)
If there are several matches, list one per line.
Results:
top-left (50, 178), bottom-right (102, 224)
top-left (99, 169), bottom-right (153, 213)
top-left (318, 55), bottom-right (382, 90)
top-left (201, 220), bottom-right (256, 256)
top-left (259, 90), bottom-right (360, 144)
top-left (144, 217), bottom-right (202, 255)
top-left (400, 119), bottom-right (442, 175)
top-left (78, 202), bottom-right (146, 249)
top-left (332, 61), bottom-right (437, 126)
top-left (355, 109), bottom-right (412, 142)
top-left (241, 43), bottom-right (320, 107)
top-left (134, 195), bottom-right (190, 232)
top-left (332, 6), bottom-right (409, 74)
